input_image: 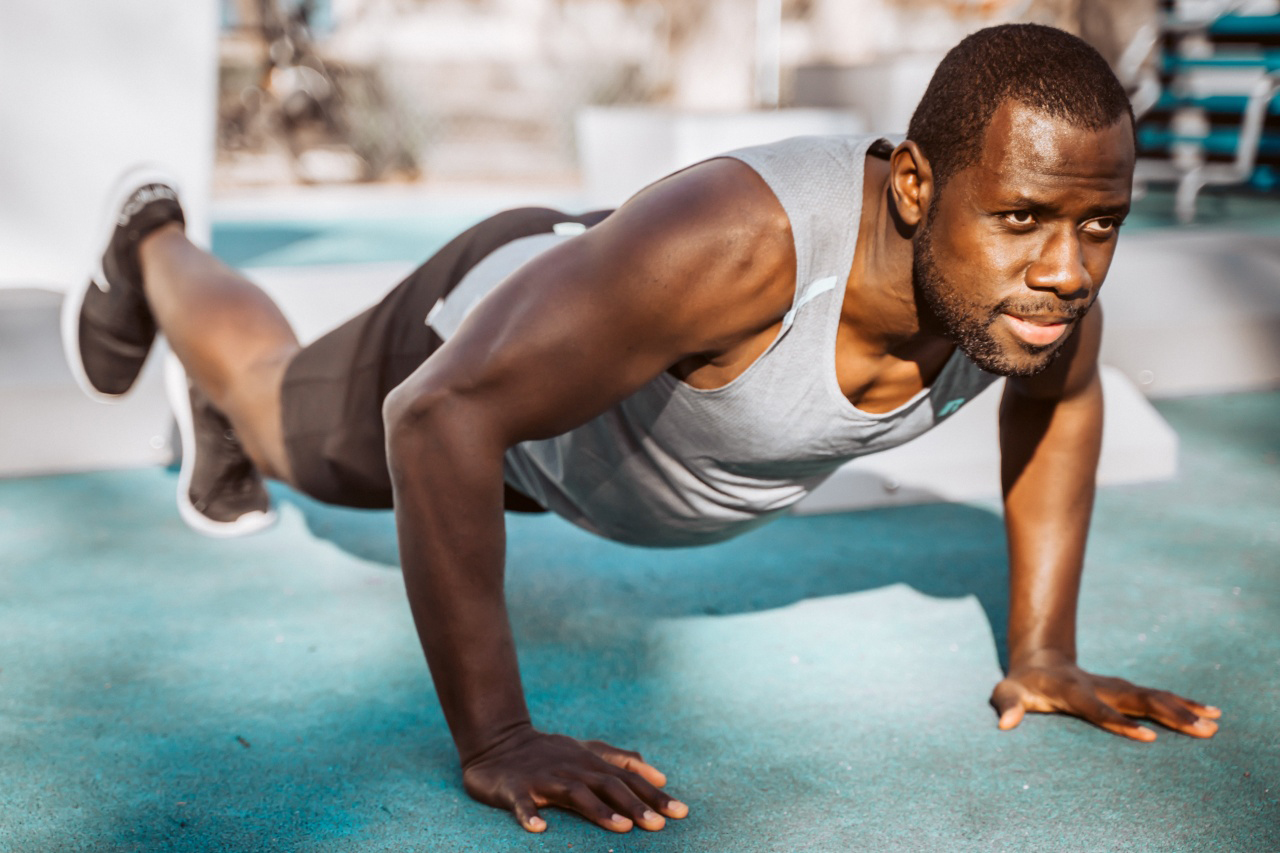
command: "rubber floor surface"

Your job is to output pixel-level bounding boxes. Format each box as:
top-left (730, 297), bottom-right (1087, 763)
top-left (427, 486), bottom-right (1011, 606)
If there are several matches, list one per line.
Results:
top-left (1, 392), bottom-right (1276, 852)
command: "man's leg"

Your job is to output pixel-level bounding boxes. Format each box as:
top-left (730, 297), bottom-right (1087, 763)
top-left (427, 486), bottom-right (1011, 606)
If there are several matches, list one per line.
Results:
top-left (138, 223), bottom-right (298, 485)
top-left (137, 203), bottom-right (606, 513)
top-left (66, 169), bottom-right (610, 526)
top-left (64, 170), bottom-right (294, 534)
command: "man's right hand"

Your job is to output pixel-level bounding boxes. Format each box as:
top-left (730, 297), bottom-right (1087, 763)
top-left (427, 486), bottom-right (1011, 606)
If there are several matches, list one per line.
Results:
top-left (461, 727), bottom-right (690, 833)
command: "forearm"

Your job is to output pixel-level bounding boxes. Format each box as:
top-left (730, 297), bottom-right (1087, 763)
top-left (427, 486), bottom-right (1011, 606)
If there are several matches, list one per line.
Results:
top-left (386, 396), bottom-right (531, 766)
top-left (999, 371), bottom-right (1102, 667)
top-left (993, 371), bottom-right (1221, 740)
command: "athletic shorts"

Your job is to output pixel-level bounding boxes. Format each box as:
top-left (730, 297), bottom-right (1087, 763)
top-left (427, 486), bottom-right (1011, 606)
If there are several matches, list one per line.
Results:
top-left (279, 206), bottom-right (612, 510)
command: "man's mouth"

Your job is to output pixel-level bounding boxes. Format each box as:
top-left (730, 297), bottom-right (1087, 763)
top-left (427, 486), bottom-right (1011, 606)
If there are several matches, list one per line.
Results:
top-left (1000, 312), bottom-right (1071, 347)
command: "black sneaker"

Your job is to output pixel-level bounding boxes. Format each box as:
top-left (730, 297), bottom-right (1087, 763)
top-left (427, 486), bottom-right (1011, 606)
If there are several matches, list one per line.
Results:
top-left (61, 166), bottom-right (185, 401)
top-left (164, 356), bottom-right (276, 537)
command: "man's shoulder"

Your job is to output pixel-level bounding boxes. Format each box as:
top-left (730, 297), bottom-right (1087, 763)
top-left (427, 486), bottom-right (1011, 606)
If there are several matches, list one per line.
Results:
top-left (619, 156), bottom-right (792, 244)
top-left (568, 159), bottom-right (797, 348)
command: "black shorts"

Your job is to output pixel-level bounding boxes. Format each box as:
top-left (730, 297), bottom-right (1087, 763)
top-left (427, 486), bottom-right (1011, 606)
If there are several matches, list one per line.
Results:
top-left (279, 206), bottom-right (611, 509)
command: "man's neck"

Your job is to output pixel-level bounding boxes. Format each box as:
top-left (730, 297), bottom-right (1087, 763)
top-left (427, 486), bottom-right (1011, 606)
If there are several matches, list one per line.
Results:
top-left (845, 151), bottom-right (940, 360)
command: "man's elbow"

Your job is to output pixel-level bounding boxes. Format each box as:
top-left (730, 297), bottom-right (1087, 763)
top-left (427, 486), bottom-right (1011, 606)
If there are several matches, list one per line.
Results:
top-left (382, 380), bottom-right (505, 479)
top-left (383, 380), bottom-right (441, 444)
top-left (382, 380), bottom-right (459, 468)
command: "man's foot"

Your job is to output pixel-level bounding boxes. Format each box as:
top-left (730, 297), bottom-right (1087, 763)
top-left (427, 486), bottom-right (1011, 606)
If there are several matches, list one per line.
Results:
top-left (61, 166), bottom-right (185, 401)
top-left (164, 356), bottom-right (277, 538)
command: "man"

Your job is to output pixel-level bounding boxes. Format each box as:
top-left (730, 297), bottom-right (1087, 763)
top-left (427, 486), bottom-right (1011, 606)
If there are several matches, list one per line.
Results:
top-left (66, 24), bottom-right (1220, 835)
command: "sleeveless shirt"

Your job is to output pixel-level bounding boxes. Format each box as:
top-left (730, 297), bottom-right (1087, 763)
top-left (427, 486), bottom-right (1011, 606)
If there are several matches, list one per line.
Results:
top-left (428, 134), bottom-right (999, 547)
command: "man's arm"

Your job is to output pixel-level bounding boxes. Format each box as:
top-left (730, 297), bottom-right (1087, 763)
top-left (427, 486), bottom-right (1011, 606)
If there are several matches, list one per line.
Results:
top-left (381, 160), bottom-right (795, 833)
top-left (991, 304), bottom-right (1221, 739)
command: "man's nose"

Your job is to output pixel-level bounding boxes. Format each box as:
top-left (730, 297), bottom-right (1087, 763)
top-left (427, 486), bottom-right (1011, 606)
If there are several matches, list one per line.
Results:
top-left (1027, 228), bottom-right (1091, 301)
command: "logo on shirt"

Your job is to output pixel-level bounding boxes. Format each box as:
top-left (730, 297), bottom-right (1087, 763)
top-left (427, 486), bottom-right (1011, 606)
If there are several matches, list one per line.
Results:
top-left (938, 398), bottom-right (965, 418)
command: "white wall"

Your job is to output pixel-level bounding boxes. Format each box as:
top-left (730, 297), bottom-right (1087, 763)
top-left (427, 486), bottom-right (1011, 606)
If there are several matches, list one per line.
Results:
top-left (0, 0), bottom-right (218, 477)
top-left (0, 0), bottom-right (218, 291)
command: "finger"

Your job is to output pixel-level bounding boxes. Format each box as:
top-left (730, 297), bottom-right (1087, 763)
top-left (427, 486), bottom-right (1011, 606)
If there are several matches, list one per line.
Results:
top-left (990, 680), bottom-right (1029, 730)
top-left (1085, 676), bottom-right (1223, 722)
top-left (1145, 693), bottom-right (1220, 738)
top-left (552, 781), bottom-right (634, 833)
top-left (1101, 685), bottom-right (1194, 723)
top-left (511, 796), bottom-right (547, 833)
top-left (1153, 692), bottom-right (1223, 721)
top-left (589, 774), bottom-right (667, 831)
top-left (581, 741), bottom-right (688, 818)
top-left (1177, 716), bottom-right (1219, 738)
top-left (999, 704), bottom-right (1026, 731)
top-left (607, 766), bottom-right (690, 820)
top-left (585, 741), bottom-right (668, 787)
top-left (1068, 690), bottom-right (1157, 742)
top-left (1096, 685), bottom-right (1223, 736)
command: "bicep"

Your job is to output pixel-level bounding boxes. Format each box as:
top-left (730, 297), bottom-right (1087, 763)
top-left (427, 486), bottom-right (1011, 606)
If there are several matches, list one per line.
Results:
top-left (408, 243), bottom-right (686, 444)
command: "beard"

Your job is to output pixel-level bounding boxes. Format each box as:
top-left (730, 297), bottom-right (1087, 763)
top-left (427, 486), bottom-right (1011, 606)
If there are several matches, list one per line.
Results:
top-left (911, 215), bottom-right (1090, 378)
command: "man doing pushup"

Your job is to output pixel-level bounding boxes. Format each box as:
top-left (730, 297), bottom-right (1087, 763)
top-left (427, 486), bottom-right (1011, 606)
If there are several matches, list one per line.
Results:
top-left (65, 24), bottom-right (1221, 835)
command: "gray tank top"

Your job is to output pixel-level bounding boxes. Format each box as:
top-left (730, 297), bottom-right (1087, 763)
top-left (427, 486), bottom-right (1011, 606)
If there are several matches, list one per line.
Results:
top-left (429, 134), bottom-right (998, 547)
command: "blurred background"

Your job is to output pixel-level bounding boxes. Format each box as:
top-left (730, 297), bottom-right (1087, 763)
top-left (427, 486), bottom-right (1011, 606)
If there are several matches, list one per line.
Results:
top-left (210, 0), bottom-right (1280, 208)
top-left (1, 6), bottom-right (1278, 851)
top-left (2, 0), bottom-right (1280, 490)
top-left (213, 0), bottom-right (1085, 188)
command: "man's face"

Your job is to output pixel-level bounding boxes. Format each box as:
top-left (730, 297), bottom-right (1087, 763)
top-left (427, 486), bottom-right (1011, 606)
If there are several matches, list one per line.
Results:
top-left (912, 100), bottom-right (1135, 377)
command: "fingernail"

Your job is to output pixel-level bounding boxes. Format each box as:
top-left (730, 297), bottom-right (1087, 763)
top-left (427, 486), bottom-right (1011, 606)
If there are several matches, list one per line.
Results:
top-left (528, 817), bottom-right (545, 830)
top-left (642, 809), bottom-right (658, 821)
top-left (611, 813), bottom-right (627, 825)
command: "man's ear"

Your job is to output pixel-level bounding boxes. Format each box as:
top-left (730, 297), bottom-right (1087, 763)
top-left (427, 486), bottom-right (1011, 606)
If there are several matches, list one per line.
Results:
top-left (888, 141), bottom-right (934, 229)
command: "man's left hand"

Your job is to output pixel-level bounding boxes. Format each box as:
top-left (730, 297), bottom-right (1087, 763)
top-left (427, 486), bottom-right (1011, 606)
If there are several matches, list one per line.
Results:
top-left (990, 651), bottom-right (1222, 741)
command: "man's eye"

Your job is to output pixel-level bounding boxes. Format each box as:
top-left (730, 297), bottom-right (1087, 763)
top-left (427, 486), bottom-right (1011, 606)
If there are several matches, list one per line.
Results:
top-left (1083, 217), bottom-right (1120, 236)
top-left (1002, 211), bottom-right (1035, 227)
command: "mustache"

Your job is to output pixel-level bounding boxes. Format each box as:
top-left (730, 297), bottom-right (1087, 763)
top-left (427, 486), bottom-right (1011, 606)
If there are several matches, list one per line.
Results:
top-left (989, 293), bottom-right (1096, 323)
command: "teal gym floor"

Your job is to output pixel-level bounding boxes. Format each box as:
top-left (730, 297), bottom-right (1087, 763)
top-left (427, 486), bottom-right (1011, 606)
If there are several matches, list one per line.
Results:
top-left (2, 192), bottom-right (1278, 851)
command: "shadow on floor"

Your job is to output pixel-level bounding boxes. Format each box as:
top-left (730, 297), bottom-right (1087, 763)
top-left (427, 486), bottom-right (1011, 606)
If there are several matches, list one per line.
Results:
top-left (273, 487), bottom-right (1013, 672)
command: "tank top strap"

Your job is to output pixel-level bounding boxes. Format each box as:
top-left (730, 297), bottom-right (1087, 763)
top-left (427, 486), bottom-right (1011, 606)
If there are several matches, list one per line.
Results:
top-left (720, 134), bottom-right (883, 313)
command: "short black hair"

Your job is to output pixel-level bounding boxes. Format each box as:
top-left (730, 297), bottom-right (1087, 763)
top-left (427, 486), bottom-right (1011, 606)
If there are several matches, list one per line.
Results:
top-left (907, 24), bottom-right (1133, 191)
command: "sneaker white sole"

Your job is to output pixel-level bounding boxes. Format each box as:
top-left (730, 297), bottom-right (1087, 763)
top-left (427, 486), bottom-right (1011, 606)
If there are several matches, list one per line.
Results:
top-left (164, 355), bottom-right (277, 538)
top-left (61, 164), bottom-right (183, 404)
